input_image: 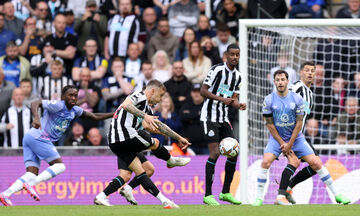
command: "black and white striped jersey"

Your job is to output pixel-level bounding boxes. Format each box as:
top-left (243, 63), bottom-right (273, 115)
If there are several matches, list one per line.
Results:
top-left (108, 91), bottom-right (153, 144)
top-left (200, 63), bottom-right (242, 123)
top-left (289, 80), bottom-right (314, 132)
top-left (1, 105), bottom-right (32, 148)
top-left (107, 14), bottom-right (140, 57)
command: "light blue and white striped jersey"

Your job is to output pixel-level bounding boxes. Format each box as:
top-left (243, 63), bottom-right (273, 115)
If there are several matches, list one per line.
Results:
top-left (262, 91), bottom-right (304, 141)
top-left (28, 100), bottom-right (83, 142)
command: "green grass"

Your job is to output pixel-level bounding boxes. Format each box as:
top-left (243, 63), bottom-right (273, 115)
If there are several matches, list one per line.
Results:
top-left (0, 205), bottom-right (359, 216)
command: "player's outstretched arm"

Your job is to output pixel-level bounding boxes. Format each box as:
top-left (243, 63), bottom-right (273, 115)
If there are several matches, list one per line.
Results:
top-left (200, 84), bottom-right (234, 105)
top-left (31, 99), bottom-right (43, 129)
top-left (265, 116), bottom-right (286, 146)
top-left (82, 111), bottom-right (114, 121)
top-left (153, 119), bottom-right (191, 150)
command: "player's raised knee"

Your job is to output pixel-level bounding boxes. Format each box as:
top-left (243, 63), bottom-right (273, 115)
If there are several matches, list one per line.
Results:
top-left (307, 156), bottom-right (322, 171)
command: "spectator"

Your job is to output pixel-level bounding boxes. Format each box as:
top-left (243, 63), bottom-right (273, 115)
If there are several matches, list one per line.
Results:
top-left (101, 57), bottom-right (134, 112)
top-left (48, 0), bottom-right (67, 19)
top-left (314, 38), bottom-right (342, 80)
top-left (336, 0), bottom-right (360, 18)
top-left (140, 7), bottom-right (157, 58)
top-left (30, 42), bottom-right (64, 94)
top-left (211, 24), bottom-right (236, 58)
top-left (77, 67), bottom-right (101, 131)
top-left (0, 68), bottom-right (16, 118)
top-left (44, 13), bottom-right (77, 77)
top-left (20, 78), bottom-right (38, 107)
top-left (174, 27), bottom-right (195, 61)
top-left (72, 38), bottom-right (108, 87)
top-left (153, 0), bottom-right (181, 17)
top-left (18, 17), bottom-right (42, 60)
top-left (0, 88), bottom-right (31, 148)
top-left (87, 127), bottom-right (107, 146)
top-left (0, 41), bottom-right (31, 87)
top-left (333, 97), bottom-right (360, 154)
top-left (37, 60), bottom-right (73, 100)
top-left (164, 61), bottom-right (192, 112)
top-left (168, 0), bottom-right (199, 37)
top-left (147, 17), bottom-right (179, 63)
top-left (200, 36), bottom-right (222, 65)
top-left (269, 53), bottom-right (297, 91)
top-left (65, 9), bottom-right (76, 36)
top-left (67, 0), bottom-right (91, 18)
top-left (179, 83), bottom-right (207, 154)
top-left (64, 120), bottom-right (88, 146)
top-left (195, 15), bottom-right (216, 41)
top-left (3, 2), bottom-right (24, 36)
top-left (152, 50), bottom-right (172, 83)
top-left (10, 0), bottom-right (34, 20)
top-left (247, 0), bottom-right (287, 19)
top-left (104, 0), bottom-right (140, 59)
top-left (0, 12), bottom-right (17, 56)
top-left (152, 92), bottom-right (182, 145)
top-left (289, 0), bottom-right (324, 18)
top-left (304, 118), bottom-right (329, 154)
top-left (329, 77), bottom-right (347, 128)
top-left (99, 0), bottom-right (118, 19)
top-left (74, 0), bottom-right (107, 54)
top-left (134, 60), bottom-right (153, 91)
top-left (215, 0), bottom-right (246, 38)
top-left (35, 1), bottom-right (52, 39)
top-left (183, 40), bottom-right (211, 84)
top-left (348, 72), bottom-right (360, 103)
top-left (124, 43), bottom-right (142, 79)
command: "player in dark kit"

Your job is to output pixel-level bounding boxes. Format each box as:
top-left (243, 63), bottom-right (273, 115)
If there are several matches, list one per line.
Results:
top-left (200, 44), bottom-right (246, 205)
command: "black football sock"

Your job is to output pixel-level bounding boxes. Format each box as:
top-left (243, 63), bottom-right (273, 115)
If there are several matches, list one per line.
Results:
top-left (205, 157), bottom-right (217, 196)
top-left (289, 166), bottom-right (317, 189)
top-left (103, 176), bottom-right (125, 196)
top-left (136, 172), bottom-right (160, 197)
top-left (278, 164), bottom-right (296, 195)
top-left (152, 144), bottom-right (171, 161)
top-left (128, 177), bottom-right (141, 189)
top-left (222, 157), bottom-right (237, 194)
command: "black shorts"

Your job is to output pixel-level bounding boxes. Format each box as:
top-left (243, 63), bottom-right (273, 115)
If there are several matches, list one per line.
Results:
top-left (110, 130), bottom-right (154, 166)
top-left (201, 121), bottom-right (235, 144)
top-left (117, 152), bottom-right (148, 171)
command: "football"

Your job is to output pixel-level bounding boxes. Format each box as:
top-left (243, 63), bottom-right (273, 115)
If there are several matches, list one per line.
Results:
top-left (219, 137), bottom-right (240, 158)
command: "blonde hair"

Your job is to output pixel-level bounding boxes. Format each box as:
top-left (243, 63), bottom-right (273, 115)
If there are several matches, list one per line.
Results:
top-left (152, 50), bottom-right (170, 71)
top-left (158, 92), bottom-right (175, 113)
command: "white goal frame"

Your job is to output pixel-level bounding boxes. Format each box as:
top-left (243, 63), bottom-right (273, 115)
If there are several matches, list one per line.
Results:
top-left (238, 19), bottom-right (360, 204)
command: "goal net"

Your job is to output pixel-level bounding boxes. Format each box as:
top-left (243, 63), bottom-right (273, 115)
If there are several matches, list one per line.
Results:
top-left (237, 19), bottom-right (360, 204)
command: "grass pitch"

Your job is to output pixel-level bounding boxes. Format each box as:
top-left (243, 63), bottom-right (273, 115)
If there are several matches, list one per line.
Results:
top-left (0, 205), bottom-right (359, 216)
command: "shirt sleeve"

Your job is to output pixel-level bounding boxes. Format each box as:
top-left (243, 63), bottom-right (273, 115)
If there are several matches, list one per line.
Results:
top-left (73, 106), bottom-right (84, 117)
top-left (234, 73), bottom-right (242, 94)
top-left (262, 95), bottom-right (273, 117)
top-left (203, 66), bottom-right (219, 87)
top-left (42, 100), bottom-right (64, 113)
top-left (129, 91), bottom-right (146, 105)
top-left (295, 94), bottom-right (305, 116)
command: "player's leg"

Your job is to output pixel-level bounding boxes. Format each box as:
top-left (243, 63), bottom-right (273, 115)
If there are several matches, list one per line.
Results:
top-left (294, 137), bottom-right (350, 204)
top-left (120, 153), bottom-right (154, 205)
top-left (276, 151), bottom-right (300, 204)
top-left (301, 154), bottom-right (350, 204)
top-left (201, 121), bottom-right (221, 205)
top-left (219, 122), bottom-right (241, 205)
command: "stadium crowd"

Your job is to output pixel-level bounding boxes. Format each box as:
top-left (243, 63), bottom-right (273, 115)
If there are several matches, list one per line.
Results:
top-left (0, 0), bottom-right (359, 155)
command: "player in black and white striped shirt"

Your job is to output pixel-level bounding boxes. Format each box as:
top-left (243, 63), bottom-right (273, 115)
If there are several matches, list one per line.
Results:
top-left (277, 62), bottom-right (321, 204)
top-left (95, 80), bottom-right (191, 208)
top-left (200, 44), bottom-right (246, 205)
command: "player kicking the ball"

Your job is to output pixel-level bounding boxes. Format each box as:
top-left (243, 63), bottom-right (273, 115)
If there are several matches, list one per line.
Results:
top-left (0, 86), bottom-right (114, 206)
top-left (94, 80), bottom-right (191, 208)
top-left (252, 70), bottom-right (350, 206)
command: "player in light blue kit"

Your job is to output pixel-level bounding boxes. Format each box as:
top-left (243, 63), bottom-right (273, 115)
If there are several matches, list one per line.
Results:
top-left (252, 70), bottom-right (349, 206)
top-left (0, 85), bottom-right (114, 206)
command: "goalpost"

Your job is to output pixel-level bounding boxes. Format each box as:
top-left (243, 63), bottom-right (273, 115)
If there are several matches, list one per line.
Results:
top-left (238, 19), bottom-right (360, 204)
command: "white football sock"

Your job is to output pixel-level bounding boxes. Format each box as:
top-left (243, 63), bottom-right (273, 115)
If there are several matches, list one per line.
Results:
top-left (156, 192), bottom-right (168, 204)
top-left (3, 172), bottom-right (36, 197)
top-left (317, 166), bottom-right (339, 196)
top-left (30, 163), bottom-right (66, 186)
top-left (256, 167), bottom-right (268, 199)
